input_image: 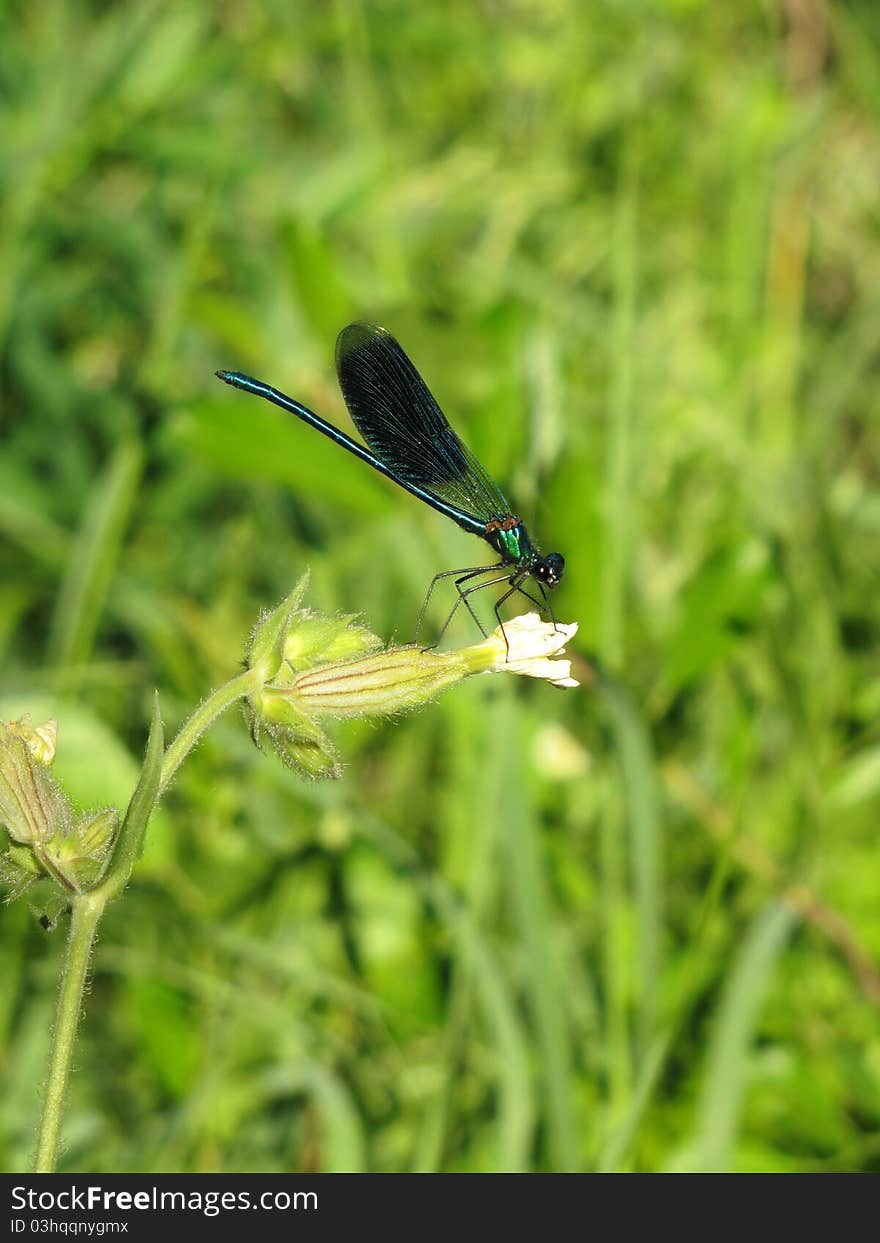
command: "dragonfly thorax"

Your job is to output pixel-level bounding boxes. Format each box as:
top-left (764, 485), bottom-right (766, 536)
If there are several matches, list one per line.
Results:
top-left (485, 519), bottom-right (565, 589)
top-left (486, 516), bottom-right (534, 564)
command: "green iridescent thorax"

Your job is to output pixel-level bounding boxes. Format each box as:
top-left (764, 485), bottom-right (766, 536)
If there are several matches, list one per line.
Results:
top-left (488, 520), bottom-right (537, 567)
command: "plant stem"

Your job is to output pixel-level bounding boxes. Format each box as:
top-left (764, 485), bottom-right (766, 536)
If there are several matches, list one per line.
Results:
top-left (33, 893), bottom-right (104, 1172)
top-left (32, 667), bottom-right (261, 1172)
top-left (160, 667), bottom-right (261, 793)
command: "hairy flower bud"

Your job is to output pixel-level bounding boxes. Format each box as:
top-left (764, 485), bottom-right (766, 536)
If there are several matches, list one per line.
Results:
top-left (0, 719), bottom-right (71, 848)
top-left (245, 575), bottom-right (579, 780)
top-left (0, 718), bottom-right (119, 898)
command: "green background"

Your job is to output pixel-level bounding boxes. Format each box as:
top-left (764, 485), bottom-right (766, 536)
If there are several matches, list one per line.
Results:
top-left (2, 0), bottom-right (879, 1172)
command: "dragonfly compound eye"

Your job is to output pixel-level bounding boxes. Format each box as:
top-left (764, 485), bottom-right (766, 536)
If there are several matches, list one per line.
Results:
top-left (537, 553), bottom-right (564, 588)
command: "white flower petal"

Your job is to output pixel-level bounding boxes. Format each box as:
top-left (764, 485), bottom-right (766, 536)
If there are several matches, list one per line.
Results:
top-left (482, 613), bottom-right (580, 689)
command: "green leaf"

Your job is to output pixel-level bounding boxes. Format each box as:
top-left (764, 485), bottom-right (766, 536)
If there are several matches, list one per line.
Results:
top-left (247, 572), bottom-right (311, 677)
top-left (98, 695), bottom-right (164, 902)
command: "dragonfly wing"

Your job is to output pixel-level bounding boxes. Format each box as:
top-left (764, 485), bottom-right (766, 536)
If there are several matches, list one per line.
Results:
top-left (335, 323), bottom-right (511, 523)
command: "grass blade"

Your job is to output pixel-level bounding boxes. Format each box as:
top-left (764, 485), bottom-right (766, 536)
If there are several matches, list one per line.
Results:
top-left (493, 692), bottom-right (579, 1171)
top-left (48, 439), bottom-right (142, 678)
top-left (688, 901), bottom-right (797, 1172)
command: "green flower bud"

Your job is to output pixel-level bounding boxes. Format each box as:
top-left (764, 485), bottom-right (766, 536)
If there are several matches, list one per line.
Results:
top-left (246, 586), bottom-right (388, 779)
top-left (245, 693), bottom-right (341, 781)
top-left (46, 808), bottom-right (119, 890)
top-left (265, 720), bottom-right (341, 781)
top-left (0, 843), bottom-right (44, 902)
top-left (246, 579), bottom-right (580, 781)
top-left (284, 612), bottom-right (382, 666)
top-left (74, 808), bottom-right (119, 858)
top-left (0, 719), bottom-right (72, 847)
top-left (4, 842), bottom-right (43, 876)
top-left (1, 718), bottom-right (121, 898)
top-left (284, 645), bottom-right (470, 719)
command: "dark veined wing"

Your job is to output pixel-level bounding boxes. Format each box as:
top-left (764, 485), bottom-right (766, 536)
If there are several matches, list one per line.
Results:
top-left (335, 323), bottom-right (511, 525)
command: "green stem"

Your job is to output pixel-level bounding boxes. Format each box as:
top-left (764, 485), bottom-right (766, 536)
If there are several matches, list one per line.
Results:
top-left (160, 667), bottom-right (261, 793)
top-left (32, 666), bottom-right (261, 1172)
top-left (33, 893), bottom-right (104, 1172)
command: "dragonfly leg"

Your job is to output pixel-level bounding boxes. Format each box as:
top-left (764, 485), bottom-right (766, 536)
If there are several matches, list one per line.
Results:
top-left (454, 570), bottom-right (522, 638)
top-left (417, 565), bottom-right (500, 647)
top-left (509, 583), bottom-right (547, 615)
top-left (455, 568), bottom-right (563, 655)
top-left (494, 578), bottom-right (561, 638)
top-left (431, 570), bottom-right (514, 649)
top-left (535, 581), bottom-right (562, 633)
top-left (512, 581), bottom-right (560, 631)
top-left (421, 564), bottom-right (557, 652)
top-left (434, 570), bottom-right (513, 646)
top-left (492, 570), bottom-right (531, 659)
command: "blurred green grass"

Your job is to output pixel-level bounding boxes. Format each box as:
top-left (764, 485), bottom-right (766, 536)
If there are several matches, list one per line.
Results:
top-left (1, 0), bottom-right (880, 1172)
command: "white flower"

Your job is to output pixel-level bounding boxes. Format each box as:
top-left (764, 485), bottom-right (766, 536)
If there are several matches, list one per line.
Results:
top-left (481, 613), bottom-right (579, 688)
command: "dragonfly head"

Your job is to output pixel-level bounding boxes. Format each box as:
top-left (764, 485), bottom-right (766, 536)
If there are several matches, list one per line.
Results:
top-left (532, 552), bottom-right (565, 589)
